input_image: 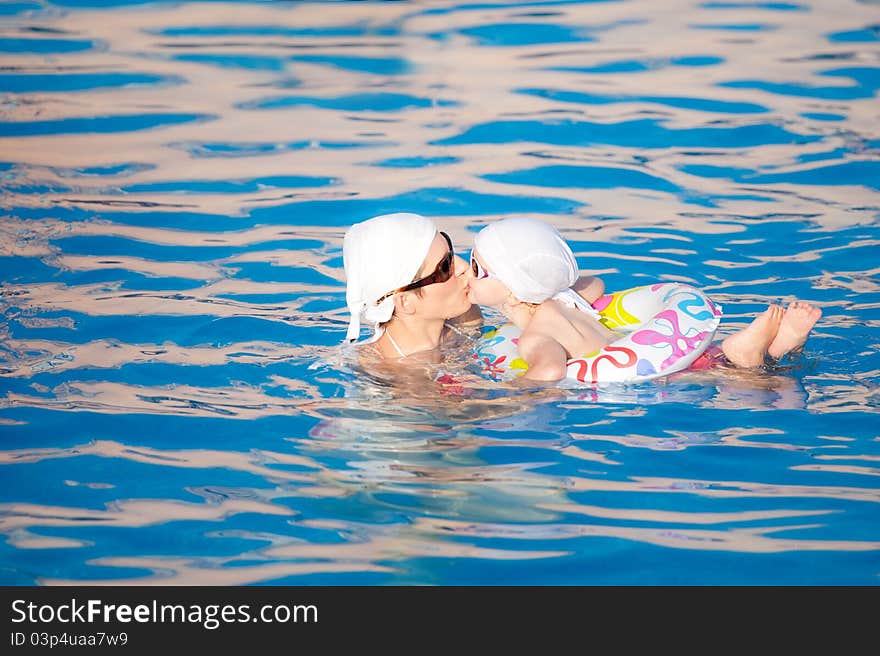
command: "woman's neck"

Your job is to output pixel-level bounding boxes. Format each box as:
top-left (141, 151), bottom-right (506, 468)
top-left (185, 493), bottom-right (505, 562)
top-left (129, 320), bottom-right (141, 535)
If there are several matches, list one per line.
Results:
top-left (378, 316), bottom-right (447, 359)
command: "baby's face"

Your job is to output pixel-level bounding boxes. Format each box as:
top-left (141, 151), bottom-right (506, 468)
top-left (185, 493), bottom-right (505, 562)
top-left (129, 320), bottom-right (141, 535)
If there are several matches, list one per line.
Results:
top-left (466, 249), bottom-right (510, 307)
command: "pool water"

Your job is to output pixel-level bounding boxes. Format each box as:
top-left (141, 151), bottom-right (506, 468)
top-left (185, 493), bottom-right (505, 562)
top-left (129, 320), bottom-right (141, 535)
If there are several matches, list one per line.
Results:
top-left (1, 0), bottom-right (878, 585)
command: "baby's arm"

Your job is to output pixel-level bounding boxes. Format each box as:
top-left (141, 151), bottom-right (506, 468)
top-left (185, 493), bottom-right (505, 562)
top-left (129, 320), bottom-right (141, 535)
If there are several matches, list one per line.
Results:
top-left (572, 275), bottom-right (605, 304)
top-left (517, 330), bottom-right (569, 382)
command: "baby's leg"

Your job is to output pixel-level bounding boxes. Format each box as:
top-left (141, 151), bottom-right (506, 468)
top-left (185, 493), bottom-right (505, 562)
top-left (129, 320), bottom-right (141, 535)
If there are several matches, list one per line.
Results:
top-left (768, 301), bottom-right (822, 360)
top-left (720, 305), bottom-right (784, 368)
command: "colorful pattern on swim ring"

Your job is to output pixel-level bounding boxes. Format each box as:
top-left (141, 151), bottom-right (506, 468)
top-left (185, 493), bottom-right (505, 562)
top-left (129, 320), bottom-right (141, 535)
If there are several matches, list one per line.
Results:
top-left (471, 282), bottom-right (722, 384)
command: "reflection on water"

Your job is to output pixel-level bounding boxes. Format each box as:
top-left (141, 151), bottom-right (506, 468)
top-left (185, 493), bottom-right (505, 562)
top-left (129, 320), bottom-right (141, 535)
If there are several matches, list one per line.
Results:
top-left (1, 0), bottom-right (878, 585)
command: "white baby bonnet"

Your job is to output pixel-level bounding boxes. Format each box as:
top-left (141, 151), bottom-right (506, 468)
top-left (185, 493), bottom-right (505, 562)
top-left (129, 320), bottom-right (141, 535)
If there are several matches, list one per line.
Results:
top-left (474, 216), bottom-right (579, 304)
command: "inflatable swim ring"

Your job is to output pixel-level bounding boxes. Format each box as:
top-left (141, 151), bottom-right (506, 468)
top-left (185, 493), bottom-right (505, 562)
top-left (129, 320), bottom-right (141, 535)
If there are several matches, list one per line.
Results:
top-left (472, 282), bottom-right (722, 384)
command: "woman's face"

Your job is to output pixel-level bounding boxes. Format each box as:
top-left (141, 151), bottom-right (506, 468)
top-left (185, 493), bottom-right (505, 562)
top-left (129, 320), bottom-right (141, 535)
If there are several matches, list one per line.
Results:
top-left (408, 231), bottom-right (473, 320)
top-left (466, 248), bottom-right (510, 307)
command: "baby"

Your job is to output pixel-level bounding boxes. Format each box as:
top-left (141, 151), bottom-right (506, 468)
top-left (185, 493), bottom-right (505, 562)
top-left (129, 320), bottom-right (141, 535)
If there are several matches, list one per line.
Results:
top-left (467, 216), bottom-right (822, 382)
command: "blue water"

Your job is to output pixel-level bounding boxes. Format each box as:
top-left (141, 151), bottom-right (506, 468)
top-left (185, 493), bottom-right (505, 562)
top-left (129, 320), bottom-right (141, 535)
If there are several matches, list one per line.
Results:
top-left (1, 0), bottom-right (878, 586)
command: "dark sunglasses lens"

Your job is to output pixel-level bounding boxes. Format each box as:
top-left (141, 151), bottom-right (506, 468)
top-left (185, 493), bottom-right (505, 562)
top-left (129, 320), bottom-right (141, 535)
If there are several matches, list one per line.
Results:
top-left (436, 252), bottom-right (452, 281)
top-left (425, 251), bottom-right (451, 286)
top-left (444, 250), bottom-right (454, 273)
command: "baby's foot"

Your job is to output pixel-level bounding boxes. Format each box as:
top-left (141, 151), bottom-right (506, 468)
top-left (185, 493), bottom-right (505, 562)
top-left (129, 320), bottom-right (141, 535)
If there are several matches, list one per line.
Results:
top-left (721, 305), bottom-right (784, 368)
top-left (768, 301), bottom-right (822, 360)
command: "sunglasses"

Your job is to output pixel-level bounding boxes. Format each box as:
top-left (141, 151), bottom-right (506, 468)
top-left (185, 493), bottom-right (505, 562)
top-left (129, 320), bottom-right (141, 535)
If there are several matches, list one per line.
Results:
top-left (375, 231), bottom-right (455, 305)
top-left (469, 251), bottom-right (494, 280)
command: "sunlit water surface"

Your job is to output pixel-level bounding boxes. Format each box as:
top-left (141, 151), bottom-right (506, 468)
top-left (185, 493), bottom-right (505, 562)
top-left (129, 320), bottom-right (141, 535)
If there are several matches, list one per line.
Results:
top-left (1, 0), bottom-right (879, 585)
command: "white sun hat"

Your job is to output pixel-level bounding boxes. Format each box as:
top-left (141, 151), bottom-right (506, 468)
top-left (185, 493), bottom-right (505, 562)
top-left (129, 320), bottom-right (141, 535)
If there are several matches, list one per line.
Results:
top-left (343, 212), bottom-right (437, 342)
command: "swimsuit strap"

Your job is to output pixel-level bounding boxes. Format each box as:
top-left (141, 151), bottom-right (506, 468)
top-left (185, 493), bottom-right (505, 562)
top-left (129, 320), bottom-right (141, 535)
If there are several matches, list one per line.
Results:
top-left (551, 288), bottom-right (601, 320)
top-left (385, 327), bottom-right (408, 358)
top-left (384, 321), bottom-right (472, 359)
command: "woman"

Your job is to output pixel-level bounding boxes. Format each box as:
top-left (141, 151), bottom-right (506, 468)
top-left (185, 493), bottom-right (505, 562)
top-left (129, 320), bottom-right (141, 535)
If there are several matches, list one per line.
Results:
top-left (343, 212), bottom-right (478, 360)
